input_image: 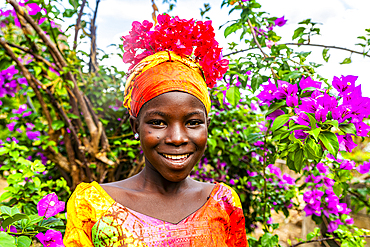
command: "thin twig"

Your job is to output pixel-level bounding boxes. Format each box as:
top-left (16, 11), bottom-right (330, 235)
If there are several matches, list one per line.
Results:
top-left (247, 18), bottom-right (268, 59)
top-left (348, 190), bottom-right (370, 208)
top-left (285, 43), bottom-right (370, 58)
top-left (73, 0), bottom-right (87, 50)
top-left (227, 42), bottom-right (370, 58)
top-left (7, 42), bottom-right (58, 71)
top-left (291, 235), bottom-right (370, 247)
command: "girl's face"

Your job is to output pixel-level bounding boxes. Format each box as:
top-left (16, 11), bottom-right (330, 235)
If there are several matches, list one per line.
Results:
top-left (131, 91), bottom-right (210, 182)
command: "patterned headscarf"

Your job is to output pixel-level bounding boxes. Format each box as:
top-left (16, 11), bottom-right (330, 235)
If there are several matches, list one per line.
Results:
top-left (123, 51), bottom-right (211, 117)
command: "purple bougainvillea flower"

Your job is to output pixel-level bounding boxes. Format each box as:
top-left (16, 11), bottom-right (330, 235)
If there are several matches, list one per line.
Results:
top-left (299, 98), bottom-right (317, 113)
top-left (323, 177), bottom-right (335, 187)
top-left (275, 80), bottom-right (298, 100)
top-left (353, 121), bottom-right (370, 137)
top-left (315, 106), bottom-right (328, 123)
top-left (339, 159), bottom-right (355, 170)
top-left (26, 123), bottom-right (35, 130)
top-left (327, 219), bottom-right (343, 232)
top-left (26, 130), bottom-right (41, 141)
top-left (332, 75), bottom-right (357, 96)
top-left (282, 174), bottom-right (295, 185)
top-left (36, 229), bottom-right (64, 247)
top-left (299, 76), bottom-right (322, 90)
top-left (345, 218), bottom-right (354, 225)
top-left (37, 193), bottom-right (65, 218)
top-left (316, 93), bottom-right (338, 111)
top-left (305, 174), bottom-right (322, 184)
top-left (291, 109), bottom-right (311, 126)
top-left (316, 163), bottom-right (328, 174)
top-left (337, 134), bottom-right (357, 152)
top-left (274, 16), bottom-right (287, 27)
top-left (268, 164), bottom-right (282, 178)
top-left (294, 129), bottom-right (309, 140)
top-left (332, 105), bottom-right (352, 123)
top-left (256, 79), bottom-right (277, 104)
top-left (6, 122), bottom-right (16, 132)
top-left (286, 94), bottom-right (298, 107)
top-left (356, 161), bottom-right (370, 174)
top-left (12, 104), bottom-right (27, 114)
top-left (0, 225), bottom-right (17, 235)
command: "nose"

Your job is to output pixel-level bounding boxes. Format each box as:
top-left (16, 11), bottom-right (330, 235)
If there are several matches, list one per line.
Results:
top-left (165, 123), bottom-right (188, 146)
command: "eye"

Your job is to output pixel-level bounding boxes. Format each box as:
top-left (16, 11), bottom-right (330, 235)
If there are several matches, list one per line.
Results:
top-left (186, 120), bottom-right (202, 126)
top-left (149, 120), bottom-right (166, 126)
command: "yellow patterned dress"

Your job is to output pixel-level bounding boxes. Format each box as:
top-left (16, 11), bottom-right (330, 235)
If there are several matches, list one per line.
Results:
top-left (64, 181), bottom-right (248, 247)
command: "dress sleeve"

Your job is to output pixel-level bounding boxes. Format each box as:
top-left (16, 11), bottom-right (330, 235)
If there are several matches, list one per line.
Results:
top-left (63, 182), bottom-right (115, 247)
top-left (221, 183), bottom-right (248, 247)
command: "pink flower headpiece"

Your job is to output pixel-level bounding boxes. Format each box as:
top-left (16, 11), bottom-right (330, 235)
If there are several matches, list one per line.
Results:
top-left (122, 14), bottom-right (229, 88)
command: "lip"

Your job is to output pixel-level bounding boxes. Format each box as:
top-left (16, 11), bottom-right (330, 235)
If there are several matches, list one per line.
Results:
top-left (158, 152), bottom-right (193, 169)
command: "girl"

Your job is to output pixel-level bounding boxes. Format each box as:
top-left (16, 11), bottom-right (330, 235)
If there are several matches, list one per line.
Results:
top-left (64, 14), bottom-right (248, 247)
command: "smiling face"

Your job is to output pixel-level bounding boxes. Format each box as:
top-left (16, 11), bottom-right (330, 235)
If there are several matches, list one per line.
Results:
top-left (131, 91), bottom-right (210, 182)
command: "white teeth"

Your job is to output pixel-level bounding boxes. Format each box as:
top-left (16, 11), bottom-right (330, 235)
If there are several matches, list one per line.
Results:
top-left (162, 154), bottom-right (189, 160)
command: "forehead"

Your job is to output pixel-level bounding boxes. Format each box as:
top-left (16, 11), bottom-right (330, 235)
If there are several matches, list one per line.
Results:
top-left (138, 91), bottom-right (207, 118)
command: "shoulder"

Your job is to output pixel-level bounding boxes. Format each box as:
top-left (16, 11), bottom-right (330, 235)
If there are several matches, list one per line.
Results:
top-left (67, 182), bottom-right (115, 221)
top-left (211, 183), bottom-right (243, 210)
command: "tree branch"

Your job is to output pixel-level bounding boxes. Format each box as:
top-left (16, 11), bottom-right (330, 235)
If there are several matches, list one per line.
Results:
top-left (285, 43), bottom-right (370, 58)
top-left (0, 37), bottom-right (53, 130)
top-left (291, 235), bottom-right (370, 247)
top-left (73, 0), bottom-right (87, 50)
top-left (6, 42), bottom-right (58, 71)
top-left (247, 18), bottom-right (268, 59)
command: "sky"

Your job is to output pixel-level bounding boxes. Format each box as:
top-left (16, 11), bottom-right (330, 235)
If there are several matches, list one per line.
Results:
top-left (2, 0), bottom-right (370, 96)
top-left (83, 0), bottom-right (370, 96)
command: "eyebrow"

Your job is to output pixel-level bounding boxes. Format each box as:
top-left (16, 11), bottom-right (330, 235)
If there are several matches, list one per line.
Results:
top-left (185, 111), bottom-right (205, 117)
top-left (144, 110), bottom-right (205, 118)
top-left (145, 111), bottom-right (170, 117)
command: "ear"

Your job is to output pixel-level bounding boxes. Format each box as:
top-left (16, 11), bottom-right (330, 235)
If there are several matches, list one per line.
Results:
top-left (130, 115), bottom-right (139, 135)
top-left (206, 117), bottom-right (211, 128)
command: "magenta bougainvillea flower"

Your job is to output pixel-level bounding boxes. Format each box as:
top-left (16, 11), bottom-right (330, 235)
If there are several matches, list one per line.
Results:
top-left (332, 75), bottom-right (357, 95)
top-left (299, 76), bottom-right (322, 90)
top-left (274, 16), bottom-right (287, 27)
top-left (356, 161), bottom-right (370, 174)
top-left (36, 229), bottom-right (65, 247)
top-left (37, 193), bottom-right (65, 218)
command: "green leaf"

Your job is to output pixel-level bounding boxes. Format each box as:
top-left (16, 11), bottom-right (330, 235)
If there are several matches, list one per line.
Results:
top-left (271, 114), bottom-right (290, 132)
top-left (322, 48), bottom-right (330, 62)
top-left (324, 119), bottom-right (339, 129)
top-left (207, 138), bottom-right (217, 151)
top-left (306, 127), bottom-right (321, 142)
top-left (51, 120), bottom-right (65, 130)
top-left (251, 75), bottom-right (263, 93)
top-left (294, 148), bottom-right (304, 172)
top-left (226, 87), bottom-right (241, 107)
top-left (333, 182), bottom-right (342, 196)
top-left (318, 132), bottom-right (339, 157)
top-left (27, 215), bottom-right (43, 225)
top-left (266, 101), bottom-right (286, 116)
top-left (261, 233), bottom-right (273, 246)
top-left (224, 22), bottom-right (240, 38)
top-left (0, 232), bottom-right (16, 247)
top-left (16, 236), bottom-right (31, 247)
top-left (63, 9), bottom-right (76, 18)
top-left (292, 27), bottom-right (305, 40)
top-left (0, 206), bottom-right (12, 216)
top-left (2, 214), bottom-right (29, 229)
top-left (307, 232), bottom-right (315, 241)
top-left (298, 19), bottom-right (312, 25)
top-left (304, 112), bottom-right (317, 130)
top-left (289, 124), bottom-right (310, 131)
top-left (340, 57), bottom-right (352, 64)
top-left (339, 123), bottom-right (357, 135)
top-left (34, 67), bottom-right (42, 77)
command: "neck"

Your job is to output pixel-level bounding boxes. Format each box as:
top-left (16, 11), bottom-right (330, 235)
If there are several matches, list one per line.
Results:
top-left (136, 161), bottom-right (191, 195)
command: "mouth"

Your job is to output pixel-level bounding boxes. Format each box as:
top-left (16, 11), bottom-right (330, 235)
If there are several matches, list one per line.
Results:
top-left (159, 153), bottom-right (192, 163)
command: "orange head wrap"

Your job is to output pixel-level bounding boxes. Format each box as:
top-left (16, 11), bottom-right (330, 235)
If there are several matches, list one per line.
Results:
top-left (123, 51), bottom-right (211, 117)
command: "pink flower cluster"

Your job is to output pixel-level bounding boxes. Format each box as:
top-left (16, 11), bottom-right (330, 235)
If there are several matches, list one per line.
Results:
top-left (122, 14), bottom-right (229, 88)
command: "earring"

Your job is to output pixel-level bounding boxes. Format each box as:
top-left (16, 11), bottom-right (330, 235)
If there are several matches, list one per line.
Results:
top-left (134, 133), bottom-right (139, 139)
